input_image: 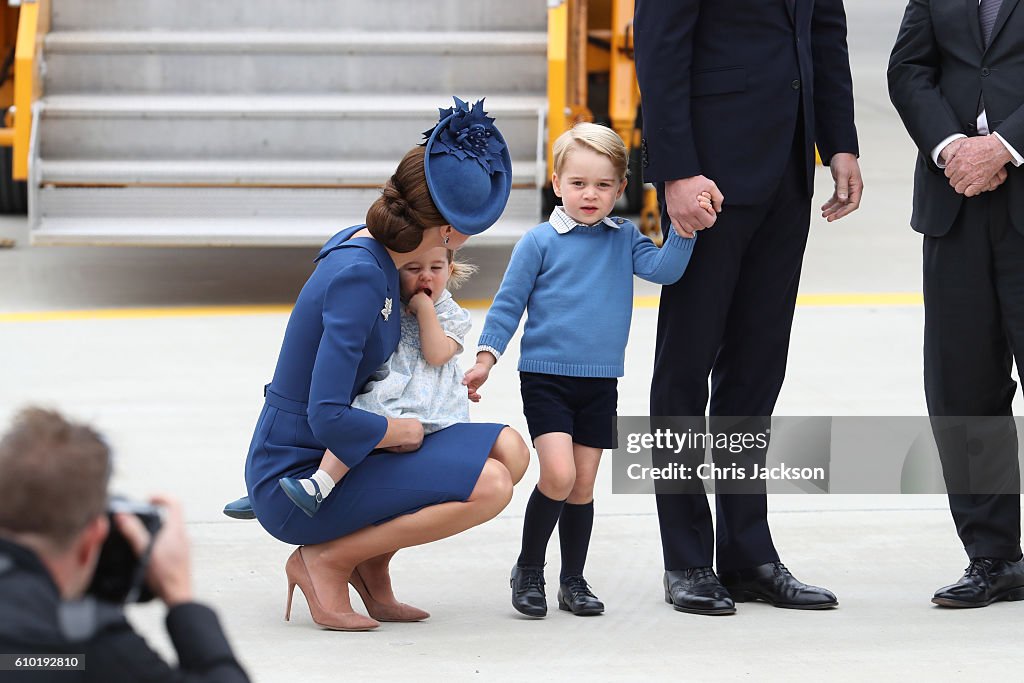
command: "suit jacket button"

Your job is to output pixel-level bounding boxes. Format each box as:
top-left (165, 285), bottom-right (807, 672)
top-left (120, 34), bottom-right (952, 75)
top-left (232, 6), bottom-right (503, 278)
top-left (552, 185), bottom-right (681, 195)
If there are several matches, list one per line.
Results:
top-left (981, 67), bottom-right (990, 77)
top-left (791, 79), bottom-right (801, 90)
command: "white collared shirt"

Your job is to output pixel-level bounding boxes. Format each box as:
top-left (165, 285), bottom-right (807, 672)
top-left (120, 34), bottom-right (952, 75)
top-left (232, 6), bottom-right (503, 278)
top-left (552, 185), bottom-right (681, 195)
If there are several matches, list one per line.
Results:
top-left (549, 205), bottom-right (621, 234)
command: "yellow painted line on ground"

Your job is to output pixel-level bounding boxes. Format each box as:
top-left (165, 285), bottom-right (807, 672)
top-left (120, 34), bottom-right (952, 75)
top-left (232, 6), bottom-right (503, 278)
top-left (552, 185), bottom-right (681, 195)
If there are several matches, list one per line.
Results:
top-left (635, 292), bottom-right (924, 309)
top-left (0, 293), bottom-right (924, 324)
top-left (0, 304), bottom-right (293, 324)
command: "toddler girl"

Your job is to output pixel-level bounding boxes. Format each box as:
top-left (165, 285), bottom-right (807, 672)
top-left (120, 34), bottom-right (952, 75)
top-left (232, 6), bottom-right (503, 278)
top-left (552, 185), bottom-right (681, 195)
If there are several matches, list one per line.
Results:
top-left (279, 246), bottom-right (478, 515)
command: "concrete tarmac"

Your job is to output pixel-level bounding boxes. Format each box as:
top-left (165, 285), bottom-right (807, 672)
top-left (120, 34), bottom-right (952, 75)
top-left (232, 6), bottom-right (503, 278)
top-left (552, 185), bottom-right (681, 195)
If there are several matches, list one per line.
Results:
top-left (2, 1), bottom-right (1023, 680)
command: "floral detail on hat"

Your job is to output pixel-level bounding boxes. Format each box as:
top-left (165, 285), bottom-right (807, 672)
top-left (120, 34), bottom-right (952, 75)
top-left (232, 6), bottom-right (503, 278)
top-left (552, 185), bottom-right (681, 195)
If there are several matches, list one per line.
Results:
top-left (423, 97), bottom-right (508, 175)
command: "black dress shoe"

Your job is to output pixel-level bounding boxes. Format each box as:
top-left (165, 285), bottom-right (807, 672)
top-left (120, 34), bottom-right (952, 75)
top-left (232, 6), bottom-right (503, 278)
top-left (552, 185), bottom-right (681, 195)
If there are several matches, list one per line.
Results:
top-left (557, 576), bottom-right (604, 616)
top-left (510, 565), bottom-right (547, 617)
top-left (719, 562), bottom-right (838, 609)
top-left (932, 557), bottom-right (1024, 608)
top-left (663, 568), bottom-right (736, 615)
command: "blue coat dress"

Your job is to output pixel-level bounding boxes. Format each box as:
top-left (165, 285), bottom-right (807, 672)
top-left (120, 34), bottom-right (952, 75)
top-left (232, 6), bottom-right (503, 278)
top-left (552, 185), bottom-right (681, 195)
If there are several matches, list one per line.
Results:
top-left (244, 226), bottom-right (504, 546)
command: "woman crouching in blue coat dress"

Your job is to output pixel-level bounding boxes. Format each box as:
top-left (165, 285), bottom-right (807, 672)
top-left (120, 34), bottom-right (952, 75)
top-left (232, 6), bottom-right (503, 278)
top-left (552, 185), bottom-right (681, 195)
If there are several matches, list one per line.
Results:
top-left (244, 99), bottom-right (529, 631)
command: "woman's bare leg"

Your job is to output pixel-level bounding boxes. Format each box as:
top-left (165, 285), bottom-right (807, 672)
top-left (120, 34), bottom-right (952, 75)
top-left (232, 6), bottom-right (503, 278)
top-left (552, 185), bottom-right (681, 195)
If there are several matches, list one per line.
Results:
top-left (301, 458), bottom-right (514, 614)
top-left (354, 551), bottom-right (399, 602)
top-left (356, 428), bottom-right (528, 603)
top-left (488, 426), bottom-right (530, 484)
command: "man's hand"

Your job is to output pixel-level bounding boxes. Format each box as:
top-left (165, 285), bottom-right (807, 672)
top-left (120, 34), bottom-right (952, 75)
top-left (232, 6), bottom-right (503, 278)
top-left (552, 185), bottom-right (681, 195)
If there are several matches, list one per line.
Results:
top-left (462, 352), bottom-right (496, 403)
top-left (115, 495), bottom-right (193, 607)
top-left (945, 136), bottom-right (1013, 197)
top-left (938, 137), bottom-right (967, 166)
top-left (983, 166), bottom-right (1009, 193)
top-left (821, 152), bottom-right (864, 222)
top-left (664, 176), bottom-right (724, 236)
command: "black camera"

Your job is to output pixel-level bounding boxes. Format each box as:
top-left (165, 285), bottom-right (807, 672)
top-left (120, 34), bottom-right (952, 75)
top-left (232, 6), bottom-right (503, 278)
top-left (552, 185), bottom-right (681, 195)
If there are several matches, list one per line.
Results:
top-left (86, 497), bottom-right (163, 604)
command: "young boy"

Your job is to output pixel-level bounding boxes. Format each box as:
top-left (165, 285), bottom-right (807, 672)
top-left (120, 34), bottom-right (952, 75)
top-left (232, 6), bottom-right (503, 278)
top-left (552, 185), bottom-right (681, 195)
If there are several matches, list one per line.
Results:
top-left (463, 122), bottom-right (713, 617)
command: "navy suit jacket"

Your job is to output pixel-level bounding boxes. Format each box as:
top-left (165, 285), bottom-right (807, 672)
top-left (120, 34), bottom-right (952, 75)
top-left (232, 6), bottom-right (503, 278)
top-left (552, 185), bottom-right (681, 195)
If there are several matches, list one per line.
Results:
top-left (888, 0), bottom-right (1024, 236)
top-left (634, 0), bottom-right (859, 205)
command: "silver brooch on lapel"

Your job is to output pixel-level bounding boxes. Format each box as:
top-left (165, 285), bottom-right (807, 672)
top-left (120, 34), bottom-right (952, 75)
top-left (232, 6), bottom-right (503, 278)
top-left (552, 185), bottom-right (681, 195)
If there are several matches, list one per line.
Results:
top-left (381, 297), bottom-right (393, 321)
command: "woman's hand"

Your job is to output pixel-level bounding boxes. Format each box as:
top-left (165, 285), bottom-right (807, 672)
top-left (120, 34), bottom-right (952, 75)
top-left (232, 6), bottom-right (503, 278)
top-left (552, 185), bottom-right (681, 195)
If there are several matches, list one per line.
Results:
top-left (377, 417), bottom-right (424, 453)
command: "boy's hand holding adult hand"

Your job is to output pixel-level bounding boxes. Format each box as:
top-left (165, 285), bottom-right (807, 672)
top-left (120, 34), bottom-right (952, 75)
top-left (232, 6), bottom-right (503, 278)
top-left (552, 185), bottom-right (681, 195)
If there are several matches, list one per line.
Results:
top-left (665, 176), bottom-right (724, 236)
top-left (463, 352), bottom-right (496, 403)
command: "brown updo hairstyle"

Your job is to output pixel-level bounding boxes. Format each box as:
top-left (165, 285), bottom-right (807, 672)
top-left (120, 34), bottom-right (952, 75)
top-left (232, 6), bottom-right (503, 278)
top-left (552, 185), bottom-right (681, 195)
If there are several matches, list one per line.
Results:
top-left (365, 147), bottom-right (448, 253)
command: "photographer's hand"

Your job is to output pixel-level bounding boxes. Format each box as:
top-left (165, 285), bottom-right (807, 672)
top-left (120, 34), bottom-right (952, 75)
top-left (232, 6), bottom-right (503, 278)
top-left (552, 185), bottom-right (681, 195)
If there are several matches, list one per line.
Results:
top-left (115, 495), bottom-right (194, 607)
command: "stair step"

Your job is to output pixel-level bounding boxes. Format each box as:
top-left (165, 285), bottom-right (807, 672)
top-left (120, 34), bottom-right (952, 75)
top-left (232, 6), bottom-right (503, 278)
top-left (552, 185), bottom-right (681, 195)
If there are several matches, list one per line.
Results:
top-left (44, 31), bottom-right (547, 95)
top-left (38, 94), bottom-right (544, 160)
top-left (32, 186), bottom-right (540, 246)
top-left (37, 158), bottom-right (544, 186)
top-left (51, 0), bottom-right (548, 32)
top-left (45, 31), bottom-right (550, 53)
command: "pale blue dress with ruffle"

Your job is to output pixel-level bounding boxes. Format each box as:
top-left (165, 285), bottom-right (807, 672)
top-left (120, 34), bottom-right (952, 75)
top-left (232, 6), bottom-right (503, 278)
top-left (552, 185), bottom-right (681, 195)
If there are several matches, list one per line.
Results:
top-left (352, 289), bottom-right (471, 434)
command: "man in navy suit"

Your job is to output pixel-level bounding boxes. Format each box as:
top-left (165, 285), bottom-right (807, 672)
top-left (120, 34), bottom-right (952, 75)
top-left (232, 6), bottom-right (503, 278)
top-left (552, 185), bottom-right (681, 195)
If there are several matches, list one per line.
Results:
top-left (634, 0), bottom-right (862, 615)
top-left (889, 0), bottom-right (1024, 607)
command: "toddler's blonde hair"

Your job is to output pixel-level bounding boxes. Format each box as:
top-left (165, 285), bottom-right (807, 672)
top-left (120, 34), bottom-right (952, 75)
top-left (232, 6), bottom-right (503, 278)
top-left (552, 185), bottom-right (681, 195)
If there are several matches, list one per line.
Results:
top-left (551, 122), bottom-right (628, 180)
top-left (446, 250), bottom-right (477, 291)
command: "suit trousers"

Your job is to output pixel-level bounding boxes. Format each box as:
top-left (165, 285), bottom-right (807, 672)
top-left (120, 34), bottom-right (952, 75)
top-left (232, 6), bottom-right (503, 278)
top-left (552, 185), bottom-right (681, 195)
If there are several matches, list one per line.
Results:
top-left (651, 130), bottom-right (811, 572)
top-left (923, 185), bottom-right (1023, 561)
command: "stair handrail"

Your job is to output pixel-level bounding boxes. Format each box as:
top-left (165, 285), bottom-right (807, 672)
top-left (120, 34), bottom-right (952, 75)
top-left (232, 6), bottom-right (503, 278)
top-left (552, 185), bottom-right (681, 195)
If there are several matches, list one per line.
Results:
top-left (12, 0), bottom-right (47, 181)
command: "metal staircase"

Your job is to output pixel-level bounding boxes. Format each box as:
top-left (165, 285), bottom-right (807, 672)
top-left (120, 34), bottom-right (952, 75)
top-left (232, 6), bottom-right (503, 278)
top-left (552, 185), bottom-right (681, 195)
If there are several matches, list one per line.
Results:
top-left (31, 0), bottom-right (548, 245)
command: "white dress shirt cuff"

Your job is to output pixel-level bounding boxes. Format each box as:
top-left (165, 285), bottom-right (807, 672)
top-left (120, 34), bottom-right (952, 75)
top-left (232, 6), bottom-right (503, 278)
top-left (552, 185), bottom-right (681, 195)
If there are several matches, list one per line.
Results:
top-left (932, 134), bottom-right (967, 169)
top-left (993, 133), bottom-right (1024, 168)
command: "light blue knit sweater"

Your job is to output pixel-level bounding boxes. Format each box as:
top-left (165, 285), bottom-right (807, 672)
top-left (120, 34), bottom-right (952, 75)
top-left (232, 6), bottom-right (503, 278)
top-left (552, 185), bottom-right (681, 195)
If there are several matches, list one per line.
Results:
top-left (477, 217), bottom-right (695, 378)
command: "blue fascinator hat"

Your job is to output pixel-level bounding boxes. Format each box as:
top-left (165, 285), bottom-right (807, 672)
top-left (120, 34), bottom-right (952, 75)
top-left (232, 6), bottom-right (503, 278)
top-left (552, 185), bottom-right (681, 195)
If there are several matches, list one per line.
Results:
top-left (422, 97), bottom-right (512, 236)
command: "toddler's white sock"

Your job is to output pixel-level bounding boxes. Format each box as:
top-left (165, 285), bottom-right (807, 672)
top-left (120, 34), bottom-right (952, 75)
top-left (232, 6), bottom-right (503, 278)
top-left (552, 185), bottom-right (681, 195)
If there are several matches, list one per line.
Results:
top-left (300, 469), bottom-right (336, 498)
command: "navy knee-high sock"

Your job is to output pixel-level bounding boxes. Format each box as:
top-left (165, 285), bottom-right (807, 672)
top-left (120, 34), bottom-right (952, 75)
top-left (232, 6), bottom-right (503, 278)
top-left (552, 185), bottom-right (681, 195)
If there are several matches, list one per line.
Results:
top-left (559, 500), bottom-right (594, 580)
top-left (517, 486), bottom-right (566, 568)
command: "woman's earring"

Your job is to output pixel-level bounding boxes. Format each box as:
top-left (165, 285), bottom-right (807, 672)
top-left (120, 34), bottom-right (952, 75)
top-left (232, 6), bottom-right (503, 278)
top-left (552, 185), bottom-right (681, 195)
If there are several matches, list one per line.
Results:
top-left (443, 233), bottom-right (450, 246)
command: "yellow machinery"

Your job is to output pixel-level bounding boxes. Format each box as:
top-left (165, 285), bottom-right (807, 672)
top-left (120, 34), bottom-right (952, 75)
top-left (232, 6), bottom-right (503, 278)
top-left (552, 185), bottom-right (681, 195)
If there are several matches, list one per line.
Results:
top-left (546, 0), bottom-right (662, 240)
top-left (0, 0), bottom-right (45, 215)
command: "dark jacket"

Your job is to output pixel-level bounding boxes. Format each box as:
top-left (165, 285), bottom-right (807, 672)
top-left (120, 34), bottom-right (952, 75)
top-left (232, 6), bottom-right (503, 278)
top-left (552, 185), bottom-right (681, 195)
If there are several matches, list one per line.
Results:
top-left (888, 0), bottom-right (1024, 235)
top-left (633, 0), bottom-right (859, 205)
top-left (0, 538), bottom-right (249, 683)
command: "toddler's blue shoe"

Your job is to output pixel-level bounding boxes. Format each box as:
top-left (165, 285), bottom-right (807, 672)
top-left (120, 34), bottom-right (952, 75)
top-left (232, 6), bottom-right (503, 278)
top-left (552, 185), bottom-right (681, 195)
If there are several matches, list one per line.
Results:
top-left (223, 496), bottom-right (255, 520)
top-left (279, 477), bottom-right (323, 518)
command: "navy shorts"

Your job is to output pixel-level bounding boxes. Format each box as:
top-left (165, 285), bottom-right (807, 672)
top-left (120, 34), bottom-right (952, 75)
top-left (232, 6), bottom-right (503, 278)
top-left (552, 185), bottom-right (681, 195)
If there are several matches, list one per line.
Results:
top-left (519, 372), bottom-right (618, 449)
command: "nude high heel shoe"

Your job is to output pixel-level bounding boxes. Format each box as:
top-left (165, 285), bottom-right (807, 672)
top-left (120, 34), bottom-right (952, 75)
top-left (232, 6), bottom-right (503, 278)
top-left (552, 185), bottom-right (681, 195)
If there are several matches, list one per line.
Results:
top-left (349, 566), bottom-right (430, 622)
top-left (285, 548), bottom-right (380, 631)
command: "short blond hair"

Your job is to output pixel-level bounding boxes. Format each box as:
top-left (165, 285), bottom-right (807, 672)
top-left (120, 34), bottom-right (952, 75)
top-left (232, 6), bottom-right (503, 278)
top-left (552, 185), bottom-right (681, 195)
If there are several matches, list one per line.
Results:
top-left (551, 122), bottom-right (628, 180)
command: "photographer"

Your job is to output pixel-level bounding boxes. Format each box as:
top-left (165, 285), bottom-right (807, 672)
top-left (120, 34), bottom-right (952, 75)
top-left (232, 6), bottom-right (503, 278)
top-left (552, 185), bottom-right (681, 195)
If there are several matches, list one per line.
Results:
top-left (0, 407), bottom-right (249, 682)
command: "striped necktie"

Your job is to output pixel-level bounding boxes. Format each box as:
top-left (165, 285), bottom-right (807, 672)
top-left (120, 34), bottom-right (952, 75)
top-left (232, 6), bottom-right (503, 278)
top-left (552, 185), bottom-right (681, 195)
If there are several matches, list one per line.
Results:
top-left (980, 0), bottom-right (1002, 48)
